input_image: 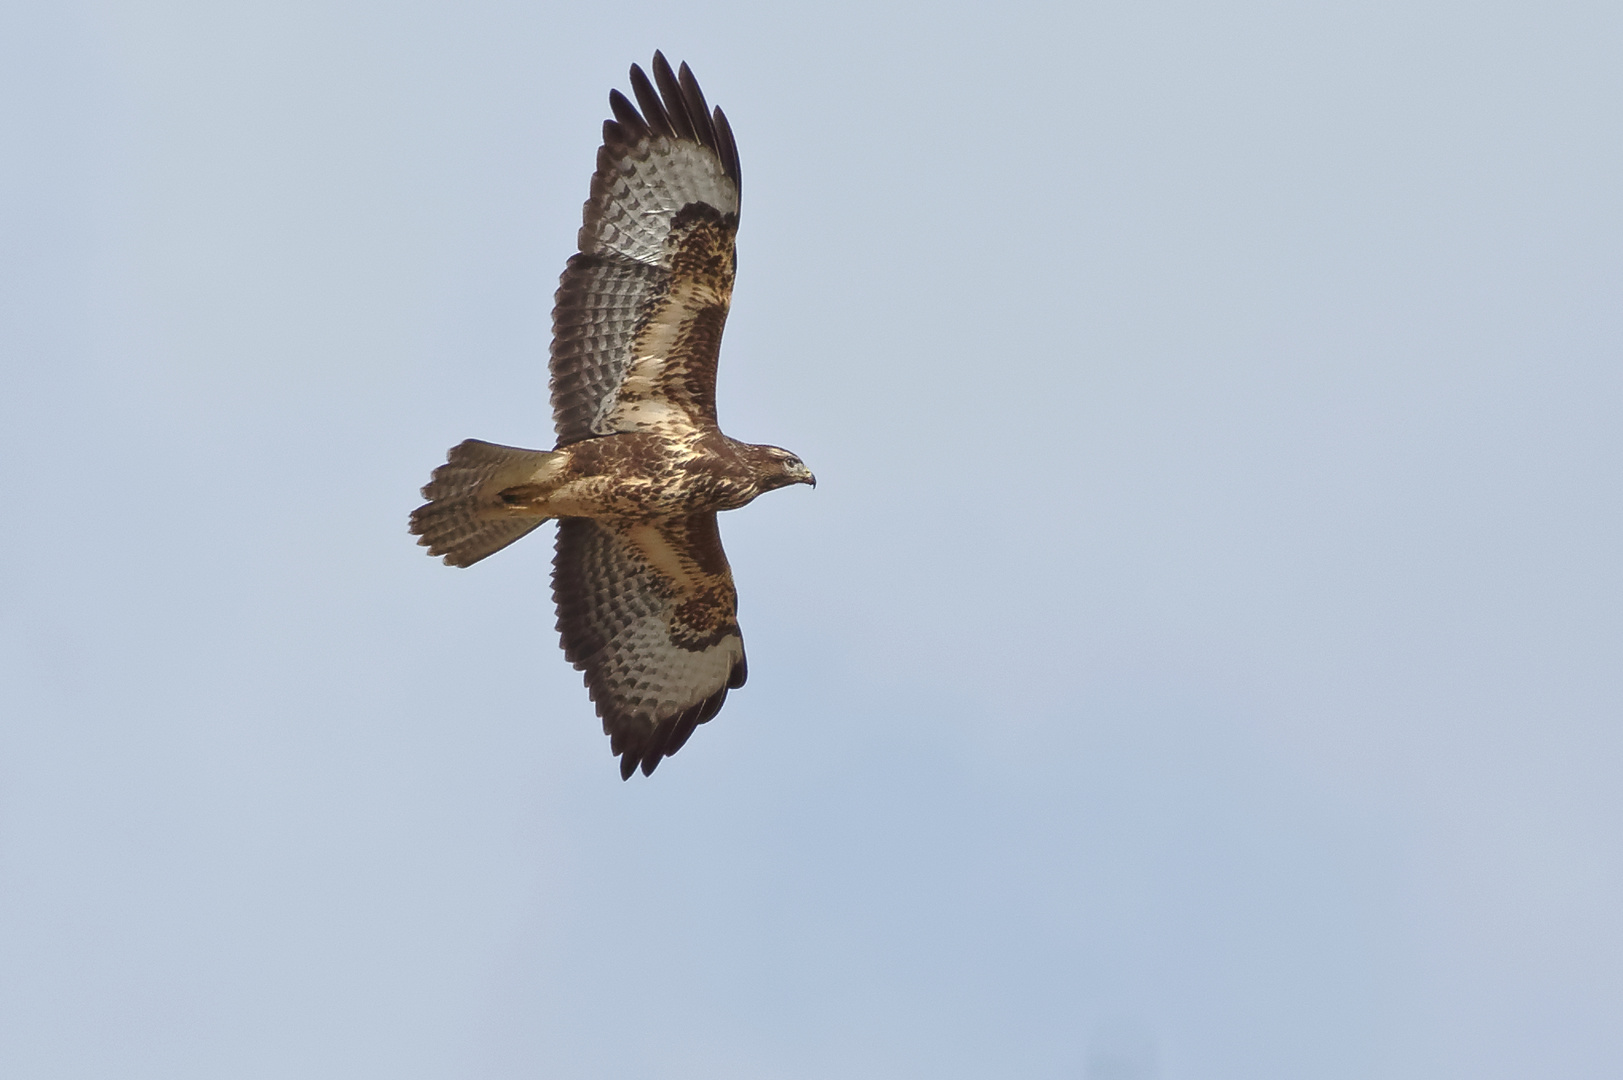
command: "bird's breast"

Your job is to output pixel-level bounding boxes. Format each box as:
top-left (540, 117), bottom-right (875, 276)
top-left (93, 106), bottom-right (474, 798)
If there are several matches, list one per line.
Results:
top-left (546, 433), bottom-right (757, 520)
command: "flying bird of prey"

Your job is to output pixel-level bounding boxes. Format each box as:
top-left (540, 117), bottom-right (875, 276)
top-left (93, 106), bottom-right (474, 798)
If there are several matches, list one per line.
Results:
top-left (410, 53), bottom-right (813, 779)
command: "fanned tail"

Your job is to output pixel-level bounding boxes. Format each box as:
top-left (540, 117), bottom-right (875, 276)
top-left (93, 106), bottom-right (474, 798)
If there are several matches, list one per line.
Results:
top-left (409, 439), bottom-right (564, 567)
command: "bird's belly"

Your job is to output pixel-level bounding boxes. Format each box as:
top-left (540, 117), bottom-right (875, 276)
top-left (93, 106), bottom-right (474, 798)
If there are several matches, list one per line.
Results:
top-left (545, 472), bottom-right (744, 521)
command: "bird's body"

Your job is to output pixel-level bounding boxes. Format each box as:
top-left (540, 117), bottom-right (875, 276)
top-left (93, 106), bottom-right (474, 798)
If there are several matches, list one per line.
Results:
top-left (497, 431), bottom-right (807, 522)
top-left (410, 53), bottom-right (812, 779)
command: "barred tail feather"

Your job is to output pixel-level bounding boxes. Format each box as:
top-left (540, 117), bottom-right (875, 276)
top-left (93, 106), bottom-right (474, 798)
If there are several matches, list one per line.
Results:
top-left (409, 439), bottom-right (563, 567)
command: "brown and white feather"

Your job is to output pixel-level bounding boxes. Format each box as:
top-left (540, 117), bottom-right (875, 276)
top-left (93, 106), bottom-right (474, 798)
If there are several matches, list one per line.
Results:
top-left (549, 51), bottom-right (742, 445)
top-left (552, 514), bottom-right (747, 778)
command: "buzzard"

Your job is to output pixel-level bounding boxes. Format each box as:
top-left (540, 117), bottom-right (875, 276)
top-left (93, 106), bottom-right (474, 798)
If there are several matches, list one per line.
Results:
top-left (410, 53), bottom-right (813, 779)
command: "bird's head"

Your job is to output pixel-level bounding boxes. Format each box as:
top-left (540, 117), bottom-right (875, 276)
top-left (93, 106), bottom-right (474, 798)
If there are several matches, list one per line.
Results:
top-left (752, 445), bottom-right (816, 492)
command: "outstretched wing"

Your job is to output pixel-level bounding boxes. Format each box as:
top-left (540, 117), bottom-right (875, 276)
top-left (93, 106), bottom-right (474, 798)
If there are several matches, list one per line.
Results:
top-left (552, 514), bottom-right (748, 779)
top-left (550, 52), bottom-right (742, 445)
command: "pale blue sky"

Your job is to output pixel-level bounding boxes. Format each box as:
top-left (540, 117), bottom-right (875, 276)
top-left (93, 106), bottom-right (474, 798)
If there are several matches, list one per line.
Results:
top-left (3, 3), bottom-right (1621, 1078)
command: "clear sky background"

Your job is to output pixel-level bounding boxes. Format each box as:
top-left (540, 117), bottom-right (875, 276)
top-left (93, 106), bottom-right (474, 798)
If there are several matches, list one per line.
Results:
top-left (3, 3), bottom-right (1620, 1078)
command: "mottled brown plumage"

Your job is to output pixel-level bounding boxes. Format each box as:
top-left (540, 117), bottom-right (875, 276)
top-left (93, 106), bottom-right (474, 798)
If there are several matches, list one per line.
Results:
top-left (409, 53), bottom-right (812, 779)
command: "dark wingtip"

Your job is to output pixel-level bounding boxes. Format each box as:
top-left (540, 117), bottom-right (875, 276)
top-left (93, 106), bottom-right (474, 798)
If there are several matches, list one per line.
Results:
top-left (676, 61), bottom-right (718, 150)
top-left (607, 88), bottom-right (650, 140)
top-left (606, 686), bottom-right (733, 779)
top-left (713, 106), bottom-right (741, 188)
top-left (649, 51), bottom-right (697, 142)
top-left (627, 61), bottom-right (673, 138)
top-left (606, 54), bottom-right (739, 190)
